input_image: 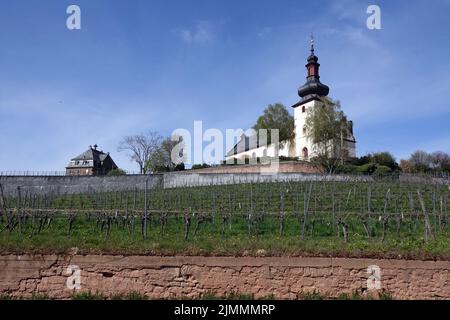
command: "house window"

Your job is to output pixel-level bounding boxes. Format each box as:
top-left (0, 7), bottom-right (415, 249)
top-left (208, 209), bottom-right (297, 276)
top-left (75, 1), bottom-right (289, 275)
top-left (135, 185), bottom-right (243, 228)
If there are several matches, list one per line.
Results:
top-left (302, 147), bottom-right (309, 159)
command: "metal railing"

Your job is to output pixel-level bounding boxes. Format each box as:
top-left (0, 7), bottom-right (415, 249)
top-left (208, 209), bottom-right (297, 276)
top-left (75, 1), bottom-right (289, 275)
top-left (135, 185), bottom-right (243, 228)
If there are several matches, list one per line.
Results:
top-left (0, 170), bottom-right (144, 177)
top-left (0, 171), bottom-right (67, 177)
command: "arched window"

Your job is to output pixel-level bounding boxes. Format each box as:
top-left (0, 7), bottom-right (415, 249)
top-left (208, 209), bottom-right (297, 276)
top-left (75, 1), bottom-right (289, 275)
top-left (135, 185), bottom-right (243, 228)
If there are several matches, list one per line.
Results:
top-left (302, 106), bottom-right (306, 113)
top-left (302, 147), bottom-right (309, 159)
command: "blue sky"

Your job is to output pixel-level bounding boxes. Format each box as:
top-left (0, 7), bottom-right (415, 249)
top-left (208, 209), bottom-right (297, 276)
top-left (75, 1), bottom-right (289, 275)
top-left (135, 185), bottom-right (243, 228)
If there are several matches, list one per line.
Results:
top-left (0, 0), bottom-right (449, 172)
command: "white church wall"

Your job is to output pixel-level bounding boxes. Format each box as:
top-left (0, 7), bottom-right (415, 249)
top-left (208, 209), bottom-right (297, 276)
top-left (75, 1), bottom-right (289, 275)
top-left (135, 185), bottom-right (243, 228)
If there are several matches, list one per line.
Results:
top-left (294, 99), bottom-right (322, 160)
top-left (225, 140), bottom-right (295, 163)
top-left (294, 99), bottom-right (356, 160)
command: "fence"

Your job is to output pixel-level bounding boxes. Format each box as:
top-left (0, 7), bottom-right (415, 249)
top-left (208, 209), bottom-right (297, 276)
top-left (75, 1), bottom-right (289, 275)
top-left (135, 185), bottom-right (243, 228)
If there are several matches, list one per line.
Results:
top-left (0, 170), bottom-right (142, 177)
top-left (0, 171), bottom-right (67, 177)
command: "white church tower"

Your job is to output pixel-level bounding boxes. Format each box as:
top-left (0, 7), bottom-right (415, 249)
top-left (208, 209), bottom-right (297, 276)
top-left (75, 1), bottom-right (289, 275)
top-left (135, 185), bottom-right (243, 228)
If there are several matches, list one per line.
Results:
top-left (291, 37), bottom-right (356, 160)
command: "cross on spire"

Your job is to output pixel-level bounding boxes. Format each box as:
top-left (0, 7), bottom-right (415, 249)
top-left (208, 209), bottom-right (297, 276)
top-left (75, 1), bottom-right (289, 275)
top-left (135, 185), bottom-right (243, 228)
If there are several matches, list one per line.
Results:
top-left (310, 33), bottom-right (315, 55)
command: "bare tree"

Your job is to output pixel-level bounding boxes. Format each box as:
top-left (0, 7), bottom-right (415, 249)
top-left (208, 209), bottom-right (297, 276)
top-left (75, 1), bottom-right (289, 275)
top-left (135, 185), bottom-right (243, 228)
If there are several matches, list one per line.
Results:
top-left (409, 150), bottom-right (431, 173)
top-left (429, 151), bottom-right (450, 172)
top-left (118, 131), bottom-right (163, 174)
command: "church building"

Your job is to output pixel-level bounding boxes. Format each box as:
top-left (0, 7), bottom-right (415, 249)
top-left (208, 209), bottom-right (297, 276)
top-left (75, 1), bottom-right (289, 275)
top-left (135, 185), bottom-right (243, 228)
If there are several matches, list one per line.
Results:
top-left (226, 39), bottom-right (356, 163)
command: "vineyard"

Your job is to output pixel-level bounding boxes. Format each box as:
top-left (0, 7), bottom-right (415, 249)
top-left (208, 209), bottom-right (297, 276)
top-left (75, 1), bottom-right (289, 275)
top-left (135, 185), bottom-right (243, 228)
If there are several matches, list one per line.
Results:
top-left (0, 179), bottom-right (449, 258)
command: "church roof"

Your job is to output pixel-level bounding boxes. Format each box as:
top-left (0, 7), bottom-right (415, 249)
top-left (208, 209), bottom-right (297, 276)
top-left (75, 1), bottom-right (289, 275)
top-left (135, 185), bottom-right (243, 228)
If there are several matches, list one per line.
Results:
top-left (226, 134), bottom-right (271, 157)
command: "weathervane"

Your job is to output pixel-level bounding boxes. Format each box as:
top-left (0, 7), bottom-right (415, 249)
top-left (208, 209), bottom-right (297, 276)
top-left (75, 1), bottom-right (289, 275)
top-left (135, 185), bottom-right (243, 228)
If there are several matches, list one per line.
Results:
top-left (310, 33), bottom-right (315, 55)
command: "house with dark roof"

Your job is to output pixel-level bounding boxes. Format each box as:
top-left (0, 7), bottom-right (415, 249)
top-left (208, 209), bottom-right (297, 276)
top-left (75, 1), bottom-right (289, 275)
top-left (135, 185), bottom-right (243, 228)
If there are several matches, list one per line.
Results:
top-left (66, 144), bottom-right (118, 176)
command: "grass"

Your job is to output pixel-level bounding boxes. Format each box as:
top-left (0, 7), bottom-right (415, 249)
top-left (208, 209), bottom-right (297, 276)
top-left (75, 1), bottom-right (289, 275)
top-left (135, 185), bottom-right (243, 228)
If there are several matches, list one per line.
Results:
top-left (199, 292), bottom-right (275, 300)
top-left (337, 290), bottom-right (393, 300)
top-left (0, 293), bottom-right (50, 300)
top-left (71, 291), bottom-right (148, 300)
top-left (0, 214), bottom-right (449, 259)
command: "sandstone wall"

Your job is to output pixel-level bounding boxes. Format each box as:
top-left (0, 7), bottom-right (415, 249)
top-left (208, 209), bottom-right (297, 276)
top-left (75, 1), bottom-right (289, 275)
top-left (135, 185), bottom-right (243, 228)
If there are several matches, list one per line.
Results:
top-left (0, 255), bottom-right (448, 300)
top-left (186, 161), bottom-right (323, 174)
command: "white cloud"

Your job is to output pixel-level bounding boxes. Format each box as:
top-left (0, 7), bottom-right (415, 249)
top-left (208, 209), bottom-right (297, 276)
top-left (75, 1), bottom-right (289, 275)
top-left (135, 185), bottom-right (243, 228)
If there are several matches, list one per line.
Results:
top-left (341, 27), bottom-right (379, 49)
top-left (175, 21), bottom-right (214, 44)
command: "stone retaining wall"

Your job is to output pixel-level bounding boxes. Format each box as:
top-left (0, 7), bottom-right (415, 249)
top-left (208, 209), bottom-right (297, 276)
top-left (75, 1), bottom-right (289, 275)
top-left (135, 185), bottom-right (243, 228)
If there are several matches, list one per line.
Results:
top-left (0, 172), bottom-right (372, 195)
top-left (2, 171), bottom-right (448, 196)
top-left (0, 175), bottom-right (163, 196)
top-left (0, 255), bottom-right (448, 299)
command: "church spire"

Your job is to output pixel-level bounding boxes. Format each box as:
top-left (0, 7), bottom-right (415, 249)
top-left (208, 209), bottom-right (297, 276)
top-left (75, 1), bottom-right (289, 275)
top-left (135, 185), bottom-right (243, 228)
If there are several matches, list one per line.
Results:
top-left (294, 36), bottom-right (330, 105)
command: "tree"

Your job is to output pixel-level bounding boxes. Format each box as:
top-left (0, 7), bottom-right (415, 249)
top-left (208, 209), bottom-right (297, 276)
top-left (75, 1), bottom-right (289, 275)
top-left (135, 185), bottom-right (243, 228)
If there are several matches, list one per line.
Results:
top-left (409, 150), bottom-right (431, 173)
top-left (253, 103), bottom-right (295, 145)
top-left (370, 152), bottom-right (399, 171)
top-left (399, 159), bottom-right (414, 173)
top-left (146, 136), bottom-right (184, 173)
top-left (353, 152), bottom-right (398, 173)
top-left (429, 151), bottom-right (450, 172)
top-left (305, 97), bottom-right (351, 173)
top-left (118, 131), bottom-right (163, 174)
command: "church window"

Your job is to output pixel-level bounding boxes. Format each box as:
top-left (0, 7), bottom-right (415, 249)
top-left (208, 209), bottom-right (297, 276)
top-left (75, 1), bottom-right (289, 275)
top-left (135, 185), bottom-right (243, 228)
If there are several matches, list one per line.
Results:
top-left (302, 147), bottom-right (309, 159)
top-left (302, 106), bottom-right (306, 113)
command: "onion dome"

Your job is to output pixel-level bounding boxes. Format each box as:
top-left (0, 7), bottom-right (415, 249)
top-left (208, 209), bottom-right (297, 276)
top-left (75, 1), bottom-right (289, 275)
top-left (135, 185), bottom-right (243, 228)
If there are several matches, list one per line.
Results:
top-left (293, 36), bottom-right (329, 107)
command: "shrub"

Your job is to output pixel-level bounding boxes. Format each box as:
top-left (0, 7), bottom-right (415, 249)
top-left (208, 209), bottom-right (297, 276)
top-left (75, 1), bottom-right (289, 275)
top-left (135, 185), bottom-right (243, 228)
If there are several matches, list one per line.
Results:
top-left (192, 163), bottom-right (211, 170)
top-left (371, 152), bottom-right (398, 171)
top-left (107, 168), bottom-right (127, 176)
top-left (153, 165), bottom-right (171, 173)
top-left (174, 163), bottom-right (185, 171)
top-left (335, 164), bottom-right (358, 174)
top-left (356, 163), bottom-right (377, 175)
top-left (279, 156), bottom-right (298, 162)
top-left (354, 152), bottom-right (399, 171)
top-left (373, 165), bottom-right (392, 176)
top-left (72, 291), bottom-right (107, 300)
